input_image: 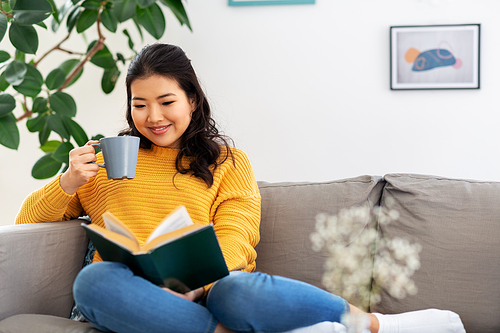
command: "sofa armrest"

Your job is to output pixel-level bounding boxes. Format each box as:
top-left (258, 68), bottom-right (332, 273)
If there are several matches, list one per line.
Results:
top-left (0, 221), bottom-right (89, 321)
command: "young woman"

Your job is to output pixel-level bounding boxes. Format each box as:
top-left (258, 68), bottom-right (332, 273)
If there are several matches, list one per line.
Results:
top-left (16, 44), bottom-right (465, 333)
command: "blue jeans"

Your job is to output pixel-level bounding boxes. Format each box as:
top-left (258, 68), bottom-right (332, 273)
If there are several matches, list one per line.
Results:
top-left (73, 262), bottom-right (349, 333)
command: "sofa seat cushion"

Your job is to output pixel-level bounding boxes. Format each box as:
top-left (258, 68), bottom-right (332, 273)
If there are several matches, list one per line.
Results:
top-left (0, 314), bottom-right (102, 333)
top-left (373, 173), bottom-right (500, 333)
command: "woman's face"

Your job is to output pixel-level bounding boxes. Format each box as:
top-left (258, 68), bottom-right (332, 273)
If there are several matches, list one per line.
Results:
top-left (130, 75), bottom-right (195, 148)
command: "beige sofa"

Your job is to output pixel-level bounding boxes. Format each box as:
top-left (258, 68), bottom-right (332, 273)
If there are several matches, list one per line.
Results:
top-left (1, 174), bottom-right (499, 332)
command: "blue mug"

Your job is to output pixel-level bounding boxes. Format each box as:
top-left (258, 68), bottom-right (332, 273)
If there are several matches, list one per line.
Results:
top-left (91, 136), bottom-right (140, 180)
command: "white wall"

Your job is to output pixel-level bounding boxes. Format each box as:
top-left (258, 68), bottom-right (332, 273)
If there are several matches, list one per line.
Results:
top-left (2, 0), bottom-right (500, 225)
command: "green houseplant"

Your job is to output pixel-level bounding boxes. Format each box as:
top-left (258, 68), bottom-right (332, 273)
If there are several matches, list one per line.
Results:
top-left (0, 0), bottom-right (191, 179)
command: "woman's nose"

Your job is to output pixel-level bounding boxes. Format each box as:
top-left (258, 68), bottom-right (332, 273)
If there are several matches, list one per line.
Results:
top-left (147, 105), bottom-right (164, 123)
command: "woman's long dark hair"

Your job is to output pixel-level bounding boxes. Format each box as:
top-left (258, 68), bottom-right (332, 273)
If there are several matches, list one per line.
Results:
top-left (119, 44), bottom-right (233, 187)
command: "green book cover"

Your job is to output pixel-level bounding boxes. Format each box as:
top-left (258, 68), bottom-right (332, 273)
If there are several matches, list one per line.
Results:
top-left (81, 208), bottom-right (229, 293)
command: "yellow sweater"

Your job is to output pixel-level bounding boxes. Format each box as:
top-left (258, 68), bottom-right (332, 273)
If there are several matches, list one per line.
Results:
top-left (16, 145), bottom-right (261, 276)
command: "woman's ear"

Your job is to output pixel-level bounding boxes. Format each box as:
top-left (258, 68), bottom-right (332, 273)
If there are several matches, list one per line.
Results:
top-left (190, 97), bottom-right (196, 114)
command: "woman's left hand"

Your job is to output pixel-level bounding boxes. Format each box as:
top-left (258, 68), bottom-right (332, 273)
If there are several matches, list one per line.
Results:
top-left (162, 287), bottom-right (204, 302)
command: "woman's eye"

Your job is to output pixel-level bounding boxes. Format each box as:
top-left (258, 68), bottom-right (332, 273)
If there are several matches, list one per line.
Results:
top-left (133, 104), bottom-right (145, 109)
top-left (162, 101), bottom-right (173, 106)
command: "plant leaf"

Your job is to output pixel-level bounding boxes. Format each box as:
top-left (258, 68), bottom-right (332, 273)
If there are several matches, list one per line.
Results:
top-left (13, 63), bottom-right (43, 97)
top-left (0, 92), bottom-right (16, 117)
top-left (88, 41), bottom-right (116, 69)
top-left (45, 67), bottom-right (66, 90)
top-left (0, 51), bottom-right (9, 64)
top-left (101, 66), bottom-right (120, 94)
top-left (101, 7), bottom-right (118, 33)
top-left (2, 2), bottom-right (11, 12)
top-left (66, 5), bottom-right (81, 33)
top-left (40, 139), bottom-right (61, 153)
top-left (12, 0), bottom-right (53, 25)
top-left (111, 0), bottom-right (136, 23)
top-left (46, 0), bottom-right (58, 12)
top-left (0, 113), bottom-right (20, 150)
top-left (0, 72), bottom-right (10, 91)
top-left (47, 113), bottom-right (70, 140)
top-left (4, 60), bottom-right (27, 85)
top-left (122, 29), bottom-right (135, 52)
top-left (76, 8), bottom-right (98, 33)
top-left (32, 96), bottom-right (48, 112)
top-left (136, 3), bottom-right (165, 40)
top-left (31, 152), bottom-right (62, 179)
top-left (58, 58), bottom-right (83, 87)
top-left (36, 21), bottom-right (48, 29)
top-left (47, 0), bottom-right (59, 25)
top-left (137, 0), bottom-right (155, 8)
top-left (9, 22), bottom-right (39, 54)
top-left (39, 122), bottom-right (51, 146)
top-left (49, 91), bottom-right (77, 117)
top-left (52, 0), bottom-right (73, 32)
top-left (53, 141), bottom-right (74, 164)
top-left (132, 16), bottom-right (144, 41)
top-left (26, 113), bottom-right (48, 132)
top-left (63, 116), bottom-right (88, 147)
top-left (159, 0), bottom-right (191, 31)
top-left (14, 50), bottom-right (25, 62)
top-left (0, 13), bottom-right (8, 43)
top-left (81, 0), bottom-right (101, 10)
top-left (116, 52), bottom-right (126, 65)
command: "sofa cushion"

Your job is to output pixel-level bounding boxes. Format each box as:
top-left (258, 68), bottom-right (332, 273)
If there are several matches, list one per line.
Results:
top-left (372, 174), bottom-right (500, 333)
top-left (255, 175), bottom-right (384, 294)
top-left (0, 221), bottom-right (89, 321)
top-left (0, 314), bottom-right (101, 333)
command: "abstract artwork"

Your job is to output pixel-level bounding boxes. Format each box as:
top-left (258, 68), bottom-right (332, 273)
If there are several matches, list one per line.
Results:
top-left (390, 24), bottom-right (480, 90)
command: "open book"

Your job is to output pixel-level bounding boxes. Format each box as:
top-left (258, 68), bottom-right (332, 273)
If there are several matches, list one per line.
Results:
top-left (82, 206), bottom-right (229, 293)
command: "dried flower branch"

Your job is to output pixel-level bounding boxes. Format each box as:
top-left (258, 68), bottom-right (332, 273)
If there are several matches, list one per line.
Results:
top-left (310, 200), bottom-right (422, 310)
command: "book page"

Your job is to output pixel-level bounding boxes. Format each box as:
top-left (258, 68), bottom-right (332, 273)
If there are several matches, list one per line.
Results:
top-left (102, 211), bottom-right (139, 244)
top-left (146, 206), bottom-right (194, 244)
top-left (83, 223), bottom-right (142, 253)
top-left (142, 223), bottom-right (209, 253)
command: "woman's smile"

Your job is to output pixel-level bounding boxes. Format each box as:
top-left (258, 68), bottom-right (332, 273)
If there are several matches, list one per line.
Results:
top-left (149, 125), bottom-right (171, 135)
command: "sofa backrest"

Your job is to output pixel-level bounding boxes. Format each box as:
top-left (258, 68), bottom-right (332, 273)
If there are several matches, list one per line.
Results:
top-left (255, 175), bottom-right (384, 296)
top-left (0, 221), bottom-right (88, 321)
top-left (372, 174), bottom-right (500, 333)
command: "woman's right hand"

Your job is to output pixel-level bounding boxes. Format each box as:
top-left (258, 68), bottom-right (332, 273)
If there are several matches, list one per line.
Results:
top-left (162, 287), bottom-right (204, 303)
top-left (59, 141), bottom-right (101, 195)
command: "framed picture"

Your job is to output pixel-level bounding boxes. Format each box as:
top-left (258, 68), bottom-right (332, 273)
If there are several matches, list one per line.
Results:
top-left (390, 24), bottom-right (480, 90)
top-left (228, 0), bottom-right (315, 6)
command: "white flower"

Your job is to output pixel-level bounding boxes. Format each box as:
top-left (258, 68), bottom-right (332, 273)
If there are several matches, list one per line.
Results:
top-left (311, 203), bottom-right (421, 310)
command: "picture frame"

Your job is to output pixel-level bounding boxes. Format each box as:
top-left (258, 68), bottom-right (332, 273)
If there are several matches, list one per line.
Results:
top-left (228, 0), bottom-right (315, 6)
top-left (390, 24), bottom-right (480, 90)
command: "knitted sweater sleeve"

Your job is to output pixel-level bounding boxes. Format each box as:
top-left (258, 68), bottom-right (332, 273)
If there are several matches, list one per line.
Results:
top-left (15, 174), bottom-right (85, 224)
top-left (210, 150), bottom-right (261, 273)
